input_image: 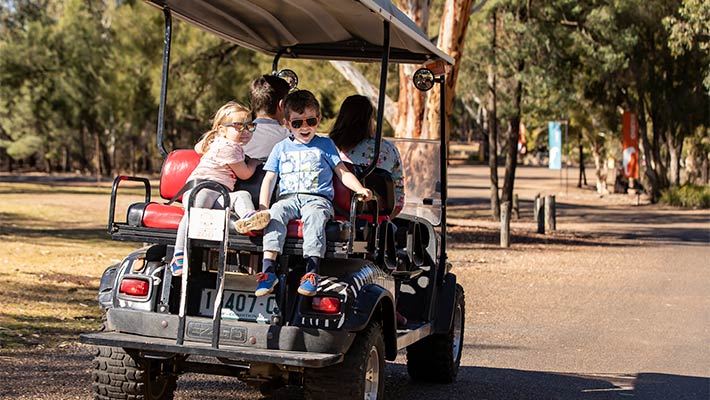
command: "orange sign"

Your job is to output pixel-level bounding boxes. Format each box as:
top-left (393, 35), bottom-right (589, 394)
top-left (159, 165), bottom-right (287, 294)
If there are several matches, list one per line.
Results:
top-left (622, 111), bottom-right (639, 179)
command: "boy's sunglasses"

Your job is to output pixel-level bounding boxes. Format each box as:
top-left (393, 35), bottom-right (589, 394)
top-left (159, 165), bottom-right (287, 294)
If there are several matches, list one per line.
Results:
top-left (224, 121), bottom-right (257, 132)
top-left (289, 117), bottom-right (318, 129)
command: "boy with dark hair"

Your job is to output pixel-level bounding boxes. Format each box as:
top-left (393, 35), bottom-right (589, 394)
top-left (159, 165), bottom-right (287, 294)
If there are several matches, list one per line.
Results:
top-left (243, 75), bottom-right (291, 160)
top-left (197, 75), bottom-right (290, 160)
top-left (252, 90), bottom-right (373, 297)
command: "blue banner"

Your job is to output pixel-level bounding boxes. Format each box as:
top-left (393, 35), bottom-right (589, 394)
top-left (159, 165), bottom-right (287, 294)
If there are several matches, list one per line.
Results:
top-left (548, 121), bottom-right (562, 170)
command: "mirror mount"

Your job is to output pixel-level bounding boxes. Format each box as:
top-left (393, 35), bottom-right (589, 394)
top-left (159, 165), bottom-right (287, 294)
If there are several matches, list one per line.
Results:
top-left (276, 69), bottom-right (298, 91)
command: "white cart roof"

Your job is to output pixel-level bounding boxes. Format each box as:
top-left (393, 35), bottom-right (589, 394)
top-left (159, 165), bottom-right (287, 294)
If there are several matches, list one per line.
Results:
top-left (144, 0), bottom-right (454, 65)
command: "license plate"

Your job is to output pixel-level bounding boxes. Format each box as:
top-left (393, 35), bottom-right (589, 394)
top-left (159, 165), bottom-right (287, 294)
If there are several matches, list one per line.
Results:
top-left (199, 289), bottom-right (276, 324)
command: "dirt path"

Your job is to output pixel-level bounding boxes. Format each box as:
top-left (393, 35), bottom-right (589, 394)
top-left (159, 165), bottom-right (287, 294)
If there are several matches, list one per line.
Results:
top-left (1, 165), bottom-right (708, 399)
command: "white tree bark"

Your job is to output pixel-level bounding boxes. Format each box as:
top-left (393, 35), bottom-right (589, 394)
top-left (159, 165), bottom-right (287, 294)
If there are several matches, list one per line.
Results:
top-left (328, 61), bottom-right (398, 128)
top-left (425, 0), bottom-right (476, 140)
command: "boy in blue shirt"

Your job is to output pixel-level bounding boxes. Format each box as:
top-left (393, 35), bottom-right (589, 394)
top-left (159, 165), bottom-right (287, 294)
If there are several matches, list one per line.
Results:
top-left (252, 90), bottom-right (373, 297)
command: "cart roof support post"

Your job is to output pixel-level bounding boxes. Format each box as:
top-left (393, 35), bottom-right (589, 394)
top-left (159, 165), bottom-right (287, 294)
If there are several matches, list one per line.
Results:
top-left (156, 8), bottom-right (172, 159)
top-left (362, 20), bottom-right (390, 179)
top-left (437, 75), bottom-right (448, 286)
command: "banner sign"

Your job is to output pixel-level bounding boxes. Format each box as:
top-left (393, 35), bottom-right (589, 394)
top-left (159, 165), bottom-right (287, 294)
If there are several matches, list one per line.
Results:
top-left (548, 121), bottom-right (562, 170)
top-left (622, 111), bottom-right (639, 179)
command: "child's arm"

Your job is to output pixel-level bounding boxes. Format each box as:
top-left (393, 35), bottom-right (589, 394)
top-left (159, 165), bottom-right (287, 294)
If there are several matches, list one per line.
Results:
top-left (334, 164), bottom-right (373, 200)
top-left (259, 171), bottom-right (278, 210)
top-left (228, 160), bottom-right (257, 180)
top-left (194, 137), bottom-right (207, 154)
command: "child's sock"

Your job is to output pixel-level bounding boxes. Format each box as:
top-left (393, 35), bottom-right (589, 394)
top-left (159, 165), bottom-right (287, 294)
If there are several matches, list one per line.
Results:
top-left (262, 258), bottom-right (277, 274)
top-left (170, 251), bottom-right (185, 276)
top-left (305, 256), bottom-right (320, 275)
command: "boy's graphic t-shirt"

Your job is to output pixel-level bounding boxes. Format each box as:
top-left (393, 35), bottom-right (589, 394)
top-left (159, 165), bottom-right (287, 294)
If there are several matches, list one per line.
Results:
top-left (264, 135), bottom-right (342, 200)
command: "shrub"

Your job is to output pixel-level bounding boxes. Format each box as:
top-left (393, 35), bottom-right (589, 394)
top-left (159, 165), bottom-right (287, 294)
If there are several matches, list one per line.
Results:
top-left (660, 184), bottom-right (710, 209)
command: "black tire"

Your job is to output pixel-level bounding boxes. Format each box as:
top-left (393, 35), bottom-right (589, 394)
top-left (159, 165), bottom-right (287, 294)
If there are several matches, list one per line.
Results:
top-left (92, 346), bottom-right (178, 400)
top-left (406, 283), bottom-right (465, 383)
top-left (304, 322), bottom-right (385, 400)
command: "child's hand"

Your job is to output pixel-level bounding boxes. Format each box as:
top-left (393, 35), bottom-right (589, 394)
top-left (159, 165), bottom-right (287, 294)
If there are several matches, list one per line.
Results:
top-left (356, 188), bottom-right (373, 201)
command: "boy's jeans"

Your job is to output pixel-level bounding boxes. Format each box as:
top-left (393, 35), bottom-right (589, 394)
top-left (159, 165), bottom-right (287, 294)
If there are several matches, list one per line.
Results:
top-left (262, 194), bottom-right (334, 258)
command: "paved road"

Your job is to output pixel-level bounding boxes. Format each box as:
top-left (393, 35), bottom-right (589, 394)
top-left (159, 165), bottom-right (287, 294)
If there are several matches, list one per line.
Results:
top-left (1, 165), bottom-right (708, 399)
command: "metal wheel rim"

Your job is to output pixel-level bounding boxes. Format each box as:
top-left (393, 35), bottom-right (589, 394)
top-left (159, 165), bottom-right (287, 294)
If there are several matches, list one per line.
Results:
top-left (452, 302), bottom-right (463, 361)
top-left (364, 345), bottom-right (380, 400)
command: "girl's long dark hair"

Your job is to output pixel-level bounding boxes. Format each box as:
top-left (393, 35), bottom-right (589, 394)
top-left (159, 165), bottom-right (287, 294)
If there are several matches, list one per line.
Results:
top-left (329, 95), bottom-right (374, 152)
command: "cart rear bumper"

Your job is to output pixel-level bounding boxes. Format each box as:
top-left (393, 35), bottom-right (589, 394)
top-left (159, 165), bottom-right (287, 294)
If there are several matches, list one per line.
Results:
top-left (80, 308), bottom-right (353, 368)
top-left (80, 331), bottom-right (343, 368)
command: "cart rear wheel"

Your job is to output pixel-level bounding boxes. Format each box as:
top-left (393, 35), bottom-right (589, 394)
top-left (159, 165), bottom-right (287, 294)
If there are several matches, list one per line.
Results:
top-left (406, 284), bottom-right (465, 383)
top-left (304, 321), bottom-right (385, 399)
top-left (92, 346), bottom-right (177, 400)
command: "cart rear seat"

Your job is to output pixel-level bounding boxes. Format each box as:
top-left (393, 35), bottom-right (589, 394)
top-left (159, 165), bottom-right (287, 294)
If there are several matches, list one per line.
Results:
top-left (118, 150), bottom-right (394, 242)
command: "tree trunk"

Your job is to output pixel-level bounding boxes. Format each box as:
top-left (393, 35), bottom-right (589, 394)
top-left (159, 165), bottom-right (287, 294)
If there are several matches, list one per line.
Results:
top-left (667, 123), bottom-right (684, 187)
top-left (394, 0), bottom-right (429, 139)
top-left (577, 131), bottom-right (587, 187)
top-left (487, 9), bottom-right (500, 219)
top-left (425, 0), bottom-right (474, 139)
top-left (501, 59), bottom-right (523, 205)
top-left (329, 61), bottom-right (399, 129)
top-left (501, 2), bottom-right (526, 207)
top-left (590, 141), bottom-right (608, 195)
top-left (637, 95), bottom-right (662, 202)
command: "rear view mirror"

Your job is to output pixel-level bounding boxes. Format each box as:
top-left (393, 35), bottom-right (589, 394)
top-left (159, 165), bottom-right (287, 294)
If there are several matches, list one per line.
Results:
top-left (413, 68), bottom-right (435, 91)
top-left (276, 69), bottom-right (298, 91)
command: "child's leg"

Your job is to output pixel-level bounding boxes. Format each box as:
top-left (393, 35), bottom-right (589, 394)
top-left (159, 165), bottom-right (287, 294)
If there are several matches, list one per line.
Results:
top-left (254, 197), bottom-right (300, 296)
top-left (230, 190), bottom-right (254, 217)
top-left (260, 197), bottom-right (301, 264)
top-left (300, 197), bottom-right (334, 266)
top-left (297, 197), bottom-right (334, 296)
top-left (171, 188), bottom-right (220, 276)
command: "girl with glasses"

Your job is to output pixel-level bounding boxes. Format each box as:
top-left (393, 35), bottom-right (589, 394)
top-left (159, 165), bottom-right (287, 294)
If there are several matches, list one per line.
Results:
top-left (170, 101), bottom-right (271, 276)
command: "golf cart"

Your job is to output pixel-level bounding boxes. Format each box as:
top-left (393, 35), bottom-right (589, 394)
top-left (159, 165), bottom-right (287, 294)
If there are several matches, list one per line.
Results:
top-left (80, 1), bottom-right (464, 399)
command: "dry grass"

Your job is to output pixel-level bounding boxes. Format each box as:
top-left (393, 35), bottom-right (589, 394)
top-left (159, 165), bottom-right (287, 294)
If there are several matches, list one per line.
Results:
top-left (0, 180), bottom-right (154, 350)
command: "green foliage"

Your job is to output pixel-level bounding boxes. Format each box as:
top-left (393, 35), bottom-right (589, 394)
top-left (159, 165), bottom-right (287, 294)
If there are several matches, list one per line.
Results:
top-left (660, 184), bottom-right (710, 208)
top-left (0, 0), bottom-right (707, 187)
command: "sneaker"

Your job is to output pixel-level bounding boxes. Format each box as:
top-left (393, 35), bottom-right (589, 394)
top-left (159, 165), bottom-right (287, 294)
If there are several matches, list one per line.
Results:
top-left (255, 272), bottom-right (278, 297)
top-left (170, 251), bottom-right (184, 276)
top-left (235, 210), bottom-right (271, 234)
top-left (297, 272), bottom-right (319, 296)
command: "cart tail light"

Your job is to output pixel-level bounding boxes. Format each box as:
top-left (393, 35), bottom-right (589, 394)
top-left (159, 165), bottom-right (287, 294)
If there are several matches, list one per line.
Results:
top-left (119, 278), bottom-right (150, 297)
top-left (311, 297), bottom-right (340, 313)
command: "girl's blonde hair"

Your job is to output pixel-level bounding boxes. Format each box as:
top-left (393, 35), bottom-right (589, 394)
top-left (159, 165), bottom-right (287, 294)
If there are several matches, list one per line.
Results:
top-left (198, 101), bottom-right (252, 152)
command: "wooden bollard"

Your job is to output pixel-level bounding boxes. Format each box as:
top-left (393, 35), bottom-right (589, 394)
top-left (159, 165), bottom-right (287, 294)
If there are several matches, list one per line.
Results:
top-left (536, 196), bottom-right (545, 234)
top-left (533, 193), bottom-right (540, 221)
top-left (500, 201), bottom-right (511, 247)
top-left (544, 195), bottom-right (556, 231)
top-left (512, 194), bottom-right (520, 219)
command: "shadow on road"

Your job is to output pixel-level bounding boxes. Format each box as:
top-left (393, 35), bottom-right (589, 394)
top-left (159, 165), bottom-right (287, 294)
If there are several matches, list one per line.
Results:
top-left (384, 364), bottom-right (710, 400)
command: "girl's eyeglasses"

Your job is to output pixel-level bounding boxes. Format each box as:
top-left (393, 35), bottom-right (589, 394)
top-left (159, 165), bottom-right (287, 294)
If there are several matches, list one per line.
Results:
top-left (289, 118), bottom-right (318, 129)
top-left (224, 122), bottom-right (257, 132)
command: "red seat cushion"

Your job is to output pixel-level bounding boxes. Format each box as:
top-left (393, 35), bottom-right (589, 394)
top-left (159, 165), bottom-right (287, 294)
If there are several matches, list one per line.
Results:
top-left (159, 149), bottom-right (201, 202)
top-left (132, 151), bottom-right (355, 243)
top-left (286, 220), bottom-right (303, 238)
top-left (142, 203), bottom-right (184, 230)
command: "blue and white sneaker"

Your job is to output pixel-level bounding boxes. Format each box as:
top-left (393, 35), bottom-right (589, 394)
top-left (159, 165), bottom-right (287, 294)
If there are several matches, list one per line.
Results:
top-left (297, 272), bottom-right (319, 297)
top-left (255, 272), bottom-right (278, 297)
top-left (170, 251), bottom-right (184, 276)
